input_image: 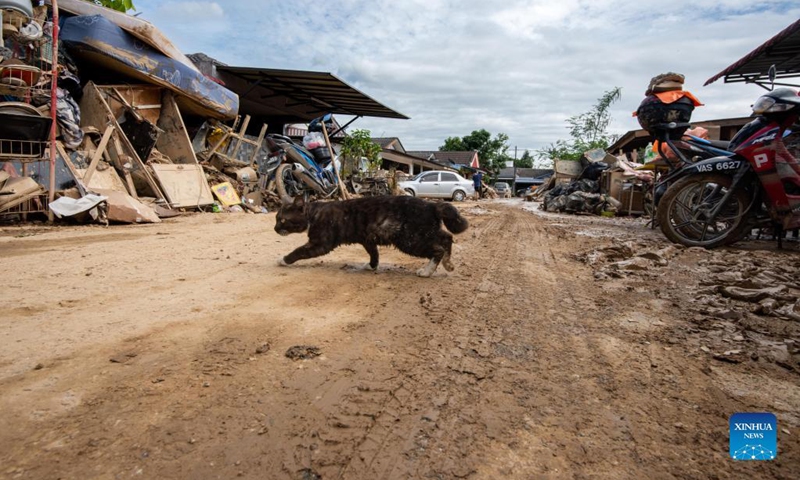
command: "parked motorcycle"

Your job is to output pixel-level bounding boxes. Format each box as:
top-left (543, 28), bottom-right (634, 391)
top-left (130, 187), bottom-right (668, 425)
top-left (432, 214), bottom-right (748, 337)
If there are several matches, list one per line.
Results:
top-left (645, 128), bottom-right (736, 213)
top-left (264, 114), bottom-right (343, 203)
top-left (655, 88), bottom-right (800, 248)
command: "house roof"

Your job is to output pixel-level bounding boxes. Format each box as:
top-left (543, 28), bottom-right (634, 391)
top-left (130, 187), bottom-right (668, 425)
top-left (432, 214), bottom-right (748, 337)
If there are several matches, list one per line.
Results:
top-left (705, 19), bottom-right (800, 87)
top-left (380, 149), bottom-right (456, 172)
top-left (606, 117), bottom-right (753, 153)
top-left (407, 151), bottom-right (478, 165)
top-left (372, 137), bottom-right (406, 153)
top-left (497, 167), bottom-right (554, 180)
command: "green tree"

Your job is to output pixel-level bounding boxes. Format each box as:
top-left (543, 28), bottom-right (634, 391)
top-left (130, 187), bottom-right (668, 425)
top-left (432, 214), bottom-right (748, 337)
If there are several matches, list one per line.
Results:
top-left (94, 0), bottom-right (136, 12)
top-left (516, 150), bottom-right (534, 168)
top-left (340, 129), bottom-right (382, 174)
top-left (538, 87), bottom-right (622, 162)
top-left (440, 129), bottom-right (510, 174)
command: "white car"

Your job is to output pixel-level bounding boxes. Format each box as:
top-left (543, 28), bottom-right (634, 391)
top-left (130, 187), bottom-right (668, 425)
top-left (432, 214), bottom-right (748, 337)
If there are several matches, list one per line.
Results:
top-left (398, 170), bottom-right (475, 201)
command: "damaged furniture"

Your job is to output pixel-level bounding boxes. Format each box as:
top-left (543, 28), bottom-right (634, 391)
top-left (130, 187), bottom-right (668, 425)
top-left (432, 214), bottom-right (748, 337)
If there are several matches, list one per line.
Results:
top-left (60, 82), bottom-right (215, 220)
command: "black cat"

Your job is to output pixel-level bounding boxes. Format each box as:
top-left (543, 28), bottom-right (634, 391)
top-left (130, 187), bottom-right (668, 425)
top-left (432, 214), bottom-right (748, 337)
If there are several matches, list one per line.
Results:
top-left (275, 195), bottom-right (469, 277)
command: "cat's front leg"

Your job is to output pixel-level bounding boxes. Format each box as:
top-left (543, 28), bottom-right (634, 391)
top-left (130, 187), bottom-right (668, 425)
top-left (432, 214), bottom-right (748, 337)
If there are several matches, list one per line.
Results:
top-left (281, 242), bottom-right (334, 265)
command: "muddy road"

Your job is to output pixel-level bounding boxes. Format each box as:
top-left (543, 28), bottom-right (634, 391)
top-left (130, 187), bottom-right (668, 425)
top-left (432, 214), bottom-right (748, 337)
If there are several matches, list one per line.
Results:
top-left (0, 200), bottom-right (798, 479)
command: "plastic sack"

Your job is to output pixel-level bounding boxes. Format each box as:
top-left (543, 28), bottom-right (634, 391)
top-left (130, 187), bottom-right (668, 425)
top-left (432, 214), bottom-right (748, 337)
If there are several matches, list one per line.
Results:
top-left (303, 132), bottom-right (326, 150)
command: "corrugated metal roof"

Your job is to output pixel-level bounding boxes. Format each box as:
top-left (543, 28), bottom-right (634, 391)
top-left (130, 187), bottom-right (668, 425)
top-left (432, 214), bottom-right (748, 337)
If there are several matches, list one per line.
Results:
top-left (705, 19), bottom-right (800, 87)
top-left (215, 66), bottom-right (408, 120)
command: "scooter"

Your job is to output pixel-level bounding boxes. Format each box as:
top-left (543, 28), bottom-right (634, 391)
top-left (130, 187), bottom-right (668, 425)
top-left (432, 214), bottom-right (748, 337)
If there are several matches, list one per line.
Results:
top-left (655, 88), bottom-right (800, 248)
top-left (264, 114), bottom-right (343, 203)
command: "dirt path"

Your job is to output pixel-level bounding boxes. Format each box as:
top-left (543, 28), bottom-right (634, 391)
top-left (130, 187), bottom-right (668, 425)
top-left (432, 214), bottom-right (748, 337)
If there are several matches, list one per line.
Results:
top-left (0, 201), bottom-right (797, 479)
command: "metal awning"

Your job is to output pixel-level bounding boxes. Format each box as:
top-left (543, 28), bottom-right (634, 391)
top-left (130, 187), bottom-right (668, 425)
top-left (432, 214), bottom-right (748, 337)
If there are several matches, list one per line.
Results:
top-left (215, 66), bottom-right (408, 123)
top-left (705, 19), bottom-right (800, 88)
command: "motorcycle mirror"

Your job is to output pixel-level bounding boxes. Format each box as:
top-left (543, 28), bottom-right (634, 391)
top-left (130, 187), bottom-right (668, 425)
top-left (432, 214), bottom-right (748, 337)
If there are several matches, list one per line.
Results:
top-left (768, 64), bottom-right (776, 91)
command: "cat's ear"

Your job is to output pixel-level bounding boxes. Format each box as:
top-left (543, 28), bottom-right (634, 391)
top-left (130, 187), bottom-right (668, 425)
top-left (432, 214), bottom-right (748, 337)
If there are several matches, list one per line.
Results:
top-left (293, 196), bottom-right (305, 208)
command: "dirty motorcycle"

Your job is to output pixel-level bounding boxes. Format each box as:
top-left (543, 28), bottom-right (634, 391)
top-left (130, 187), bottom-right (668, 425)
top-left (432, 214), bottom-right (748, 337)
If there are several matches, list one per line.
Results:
top-left (264, 114), bottom-right (344, 203)
top-left (656, 88), bottom-right (800, 248)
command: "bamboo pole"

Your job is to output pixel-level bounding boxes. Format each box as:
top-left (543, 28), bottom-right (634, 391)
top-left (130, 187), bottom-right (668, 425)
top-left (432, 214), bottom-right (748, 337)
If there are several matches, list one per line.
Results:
top-left (320, 118), bottom-right (349, 200)
top-left (47, 1), bottom-right (60, 222)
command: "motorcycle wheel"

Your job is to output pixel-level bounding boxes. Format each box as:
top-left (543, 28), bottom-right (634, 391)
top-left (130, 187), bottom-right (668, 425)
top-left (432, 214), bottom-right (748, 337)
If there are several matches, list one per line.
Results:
top-left (275, 164), bottom-right (305, 204)
top-left (656, 173), bottom-right (752, 248)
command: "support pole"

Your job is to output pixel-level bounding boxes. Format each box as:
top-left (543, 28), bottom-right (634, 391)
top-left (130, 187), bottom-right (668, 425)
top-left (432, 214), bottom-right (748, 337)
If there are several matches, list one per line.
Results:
top-left (47, 1), bottom-right (60, 222)
top-left (513, 146), bottom-right (517, 195)
top-left (321, 119), bottom-right (349, 200)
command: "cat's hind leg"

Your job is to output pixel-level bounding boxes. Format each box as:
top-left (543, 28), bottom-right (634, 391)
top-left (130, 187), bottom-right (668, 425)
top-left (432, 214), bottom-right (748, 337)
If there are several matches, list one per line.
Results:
top-left (362, 242), bottom-right (379, 270)
top-left (416, 258), bottom-right (439, 278)
top-left (439, 232), bottom-right (455, 272)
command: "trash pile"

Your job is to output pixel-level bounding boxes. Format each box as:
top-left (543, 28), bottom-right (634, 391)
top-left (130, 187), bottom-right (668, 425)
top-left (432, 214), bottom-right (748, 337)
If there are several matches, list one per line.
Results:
top-left (541, 178), bottom-right (618, 215)
top-left (0, 1), bottom-right (282, 224)
top-left (536, 149), bottom-right (653, 216)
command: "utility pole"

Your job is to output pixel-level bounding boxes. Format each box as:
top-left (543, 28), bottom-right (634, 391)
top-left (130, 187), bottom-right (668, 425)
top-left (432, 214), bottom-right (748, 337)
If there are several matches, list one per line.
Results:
top-left (512, 146), bottom-right (517, 195)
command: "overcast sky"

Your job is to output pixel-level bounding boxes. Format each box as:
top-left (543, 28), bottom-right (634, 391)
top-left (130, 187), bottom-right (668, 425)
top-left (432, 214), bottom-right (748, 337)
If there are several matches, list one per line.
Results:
top-left (136, 0), bottom-right (799, 154)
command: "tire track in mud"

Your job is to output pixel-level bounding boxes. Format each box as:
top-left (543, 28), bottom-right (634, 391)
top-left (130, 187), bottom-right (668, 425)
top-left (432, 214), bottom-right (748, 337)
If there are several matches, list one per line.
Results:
top-left (301, 206), bottom-right (562, 479)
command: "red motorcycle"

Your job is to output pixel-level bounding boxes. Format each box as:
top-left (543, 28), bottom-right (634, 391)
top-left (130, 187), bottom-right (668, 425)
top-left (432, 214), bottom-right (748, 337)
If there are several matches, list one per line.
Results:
top-left (656, 88), bottom-right (800, 247)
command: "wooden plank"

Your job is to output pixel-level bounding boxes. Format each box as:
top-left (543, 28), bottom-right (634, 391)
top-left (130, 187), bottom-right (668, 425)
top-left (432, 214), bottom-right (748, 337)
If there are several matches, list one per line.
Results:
top-left (155, 91), bottom-right (197, 165)
top-left (82, 125), bottom-right (114, 186)
top-left (56, 142), bottom-right (87, 196)
top-left (110, 132), bottom-right (138, 199)
top-left (110, 87), bottom-right (144, 122)
top-left (230, 115), bottom-right (251, 159)
top-left (249, 123), bottom-right (268, 166)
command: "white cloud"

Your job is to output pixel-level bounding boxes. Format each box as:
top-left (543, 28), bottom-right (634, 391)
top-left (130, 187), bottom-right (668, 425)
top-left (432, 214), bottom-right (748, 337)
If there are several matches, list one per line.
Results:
top-left (135, 0), bottom-right (800, 152)
top-left (155, 1), bottom-right (224, 19)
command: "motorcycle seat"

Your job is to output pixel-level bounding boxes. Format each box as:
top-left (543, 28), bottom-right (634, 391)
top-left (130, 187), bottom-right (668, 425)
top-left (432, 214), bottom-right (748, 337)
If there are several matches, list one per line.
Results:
top-left (686, 135), bottom-right (731, 151)
top-left (706, 139), bottom-right (731, 150)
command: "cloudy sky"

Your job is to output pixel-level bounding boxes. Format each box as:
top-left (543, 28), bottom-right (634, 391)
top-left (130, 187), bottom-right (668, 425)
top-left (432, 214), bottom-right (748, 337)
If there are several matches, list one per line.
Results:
top-left (134, 0), bottom-right (799, 154)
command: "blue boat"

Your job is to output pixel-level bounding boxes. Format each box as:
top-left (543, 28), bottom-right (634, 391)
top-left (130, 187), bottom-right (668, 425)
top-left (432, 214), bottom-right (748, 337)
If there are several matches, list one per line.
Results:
top-left (60, 15), bottom-right (238, 120)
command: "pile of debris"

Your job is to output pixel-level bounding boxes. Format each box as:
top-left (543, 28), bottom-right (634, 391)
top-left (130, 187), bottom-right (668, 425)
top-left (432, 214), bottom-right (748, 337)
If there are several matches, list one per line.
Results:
top-left (541, 178), bottom-right (620, 215)
top-left (536, 149), bottom-right (654, 217)
top-left (0, 1), bottom-right (260, 224)
top-left (695, 251), bottom-right (800, 323)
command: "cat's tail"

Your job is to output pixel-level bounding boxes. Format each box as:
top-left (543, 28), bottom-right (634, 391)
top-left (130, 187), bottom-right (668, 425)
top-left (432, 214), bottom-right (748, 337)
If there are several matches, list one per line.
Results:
top-left (436, 203), bottom-right (469, 234)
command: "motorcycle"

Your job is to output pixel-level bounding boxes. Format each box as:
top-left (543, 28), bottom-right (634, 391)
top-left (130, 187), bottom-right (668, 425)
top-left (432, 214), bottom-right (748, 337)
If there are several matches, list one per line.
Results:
top-left (644, 126), bottom-right (736, 214)
top-left (264, 114), bottom-right (344, 203)
top-left (655, 88), bottom-right (800, 248)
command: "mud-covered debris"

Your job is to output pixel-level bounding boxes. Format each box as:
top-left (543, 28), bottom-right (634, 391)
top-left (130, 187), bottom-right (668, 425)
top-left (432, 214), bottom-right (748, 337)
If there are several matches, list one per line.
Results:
top-left (610, 257), bottom-right (651, 271)
top-left (577, 241), bottom-right (636, 266)
top-left (255, 343), bottom-right (271, 354)
top-left (719, 285), bottom-right (787, 303)
top-left (713, 351), bottom-right (745, 363)
top-left (775, 299), bottom-right (800, 322)
top-left (285, 346), bottom-right (321, 361)
top-left (757, 298), bottom-right (780, 315)
top-left (297, 468), bottom-right (321, 480)
top-left (109, 352), bottom-right (138, 364)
